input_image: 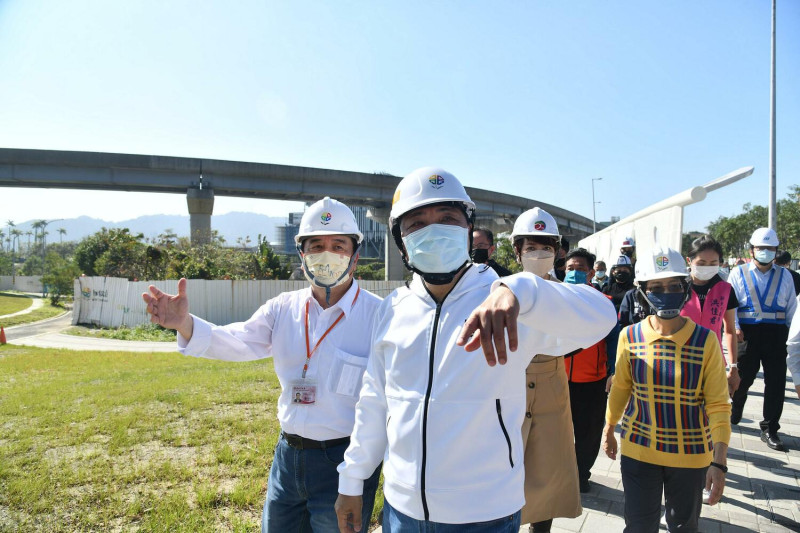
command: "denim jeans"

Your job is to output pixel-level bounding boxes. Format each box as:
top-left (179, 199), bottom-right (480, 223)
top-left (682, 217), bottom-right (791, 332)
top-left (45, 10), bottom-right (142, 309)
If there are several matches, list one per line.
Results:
top-left (262, 434), bottom-right (381, 533)
top-left (383, 498), bottom-right (521, 533)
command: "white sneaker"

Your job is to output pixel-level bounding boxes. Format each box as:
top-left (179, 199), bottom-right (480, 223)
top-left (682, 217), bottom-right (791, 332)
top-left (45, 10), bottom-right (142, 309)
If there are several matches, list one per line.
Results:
top-left (702, 488), bottom-right (712, 504)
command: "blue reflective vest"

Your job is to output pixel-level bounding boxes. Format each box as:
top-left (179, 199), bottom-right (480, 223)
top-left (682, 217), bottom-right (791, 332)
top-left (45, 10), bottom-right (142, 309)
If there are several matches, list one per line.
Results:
top-left (737, 265), bottom-right (788, 325)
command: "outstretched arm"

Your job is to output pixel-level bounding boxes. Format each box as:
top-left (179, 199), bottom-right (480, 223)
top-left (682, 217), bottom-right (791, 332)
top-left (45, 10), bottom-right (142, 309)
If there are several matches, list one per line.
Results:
top-left (457, 285), bottom-right (519, 366)
top-left (142, 277), bottom-right (194, 340)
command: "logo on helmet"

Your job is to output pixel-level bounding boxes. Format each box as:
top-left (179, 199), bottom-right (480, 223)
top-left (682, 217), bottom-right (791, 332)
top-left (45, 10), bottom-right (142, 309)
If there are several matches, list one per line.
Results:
top-left (534, 221), bottom-right (546, 231)
top-left (320, 212), bottom-right (332, 225)
top-left (655, 255), bottom-right (669, 270)
top-left (429, 174), bottom-right (445, 189)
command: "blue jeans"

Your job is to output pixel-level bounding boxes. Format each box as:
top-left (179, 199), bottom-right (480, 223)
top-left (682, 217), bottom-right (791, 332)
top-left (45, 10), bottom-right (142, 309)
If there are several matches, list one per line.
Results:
top-left (262, 434), bottom-right (381, 533)
top-left (383, 499), bottom-right (521, 533)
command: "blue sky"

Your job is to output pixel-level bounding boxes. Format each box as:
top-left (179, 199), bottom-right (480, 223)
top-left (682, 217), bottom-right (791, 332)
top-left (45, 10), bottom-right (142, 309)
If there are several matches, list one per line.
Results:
top-left (1, 1), bottom-right (798, 234)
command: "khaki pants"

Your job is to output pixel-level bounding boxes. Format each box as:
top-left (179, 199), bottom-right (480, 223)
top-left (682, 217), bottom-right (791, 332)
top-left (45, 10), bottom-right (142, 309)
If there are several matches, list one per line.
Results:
top-left (520, 356), bottom-right (582, 524)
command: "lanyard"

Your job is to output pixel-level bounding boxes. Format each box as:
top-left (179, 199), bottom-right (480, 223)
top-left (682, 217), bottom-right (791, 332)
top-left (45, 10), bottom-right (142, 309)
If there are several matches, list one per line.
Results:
top-left (302, 287), bottom-right (360, 378)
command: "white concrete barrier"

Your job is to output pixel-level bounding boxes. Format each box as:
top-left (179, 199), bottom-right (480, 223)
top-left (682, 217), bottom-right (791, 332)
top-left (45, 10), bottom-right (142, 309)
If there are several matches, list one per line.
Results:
top-left (73, 277), bottom-right (405, 328)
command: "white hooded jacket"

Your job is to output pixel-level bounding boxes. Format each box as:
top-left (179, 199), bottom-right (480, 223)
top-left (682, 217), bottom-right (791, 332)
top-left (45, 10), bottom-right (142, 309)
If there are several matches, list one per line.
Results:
top-left (338, 264), bottom-right (617, 523)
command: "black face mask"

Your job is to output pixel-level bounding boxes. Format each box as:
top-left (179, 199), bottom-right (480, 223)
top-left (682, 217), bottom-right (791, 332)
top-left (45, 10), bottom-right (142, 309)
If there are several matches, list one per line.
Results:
top-left (470, 248), bottom-right (490, 264)
top-left (555, 268), bottom-right (566, 281)
top-left (614, 271), bottom-right (632, 284)
top-left (621, 249), bottom-right (633, 257)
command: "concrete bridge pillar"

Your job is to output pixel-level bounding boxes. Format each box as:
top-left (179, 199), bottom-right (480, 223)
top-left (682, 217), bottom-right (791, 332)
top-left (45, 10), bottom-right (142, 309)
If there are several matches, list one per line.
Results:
top-left (367, 207), bottom-right (405, 281)
top-left (186, 187), bottom-right (214, 245)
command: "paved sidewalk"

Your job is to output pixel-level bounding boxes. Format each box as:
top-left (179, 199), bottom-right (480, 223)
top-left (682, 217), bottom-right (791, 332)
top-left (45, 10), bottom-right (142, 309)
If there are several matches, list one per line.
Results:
top-left (374, 374), bottom-right (800, 532)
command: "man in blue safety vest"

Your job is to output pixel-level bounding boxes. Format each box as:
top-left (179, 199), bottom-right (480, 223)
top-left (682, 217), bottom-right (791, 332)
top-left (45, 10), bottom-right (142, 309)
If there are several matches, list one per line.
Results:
top-left (728, 227), bottom-right (797, 451)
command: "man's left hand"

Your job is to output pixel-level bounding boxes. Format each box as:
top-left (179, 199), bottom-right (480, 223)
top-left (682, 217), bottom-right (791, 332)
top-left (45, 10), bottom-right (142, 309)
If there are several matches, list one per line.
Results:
top-left (457, 285), bottom-right (519, 366)
top-left (335, 494), bottom-right (363, 532)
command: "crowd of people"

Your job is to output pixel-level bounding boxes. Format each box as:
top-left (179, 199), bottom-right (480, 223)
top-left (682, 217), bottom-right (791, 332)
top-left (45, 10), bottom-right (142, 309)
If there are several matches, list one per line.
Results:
top-left (142, 167), bottom-right (800, 533)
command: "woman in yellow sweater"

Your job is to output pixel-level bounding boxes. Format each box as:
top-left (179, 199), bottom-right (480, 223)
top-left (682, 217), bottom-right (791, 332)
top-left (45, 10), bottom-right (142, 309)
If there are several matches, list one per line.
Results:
top-left (602, 246), bottom-right (731, 533)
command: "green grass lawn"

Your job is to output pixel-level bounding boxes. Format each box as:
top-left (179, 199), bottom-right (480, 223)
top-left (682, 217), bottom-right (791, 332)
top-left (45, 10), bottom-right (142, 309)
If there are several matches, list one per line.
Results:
top-left (66, 323), bottom-right (178, 342)
top-left (0, 293), bottom-right (34, 316)
top-left (0, 345), bottom-right (383, 532)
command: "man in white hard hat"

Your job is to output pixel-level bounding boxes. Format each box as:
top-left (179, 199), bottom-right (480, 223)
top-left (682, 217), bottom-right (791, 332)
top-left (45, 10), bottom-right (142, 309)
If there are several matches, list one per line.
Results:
top-left (728, 227), bottom-right (797, 451)
top-left (142, 197), bottom-right (382, 532)
top-left (603, 255), bottom-right (636, 311)
top-left (334, 168), bottom-right (616, 532)
top-left (619, 236), bottom-right (636, 263)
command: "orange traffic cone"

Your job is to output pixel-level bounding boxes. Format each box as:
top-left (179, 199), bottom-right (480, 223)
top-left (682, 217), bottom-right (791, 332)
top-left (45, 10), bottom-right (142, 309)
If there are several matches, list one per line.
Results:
top-left (0, 326), bottom-right (6, 345)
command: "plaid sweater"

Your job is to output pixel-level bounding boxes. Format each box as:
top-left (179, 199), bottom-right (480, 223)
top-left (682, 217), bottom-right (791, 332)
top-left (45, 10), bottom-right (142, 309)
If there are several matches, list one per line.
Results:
top-left (606, 317), bottom-right (731, 468)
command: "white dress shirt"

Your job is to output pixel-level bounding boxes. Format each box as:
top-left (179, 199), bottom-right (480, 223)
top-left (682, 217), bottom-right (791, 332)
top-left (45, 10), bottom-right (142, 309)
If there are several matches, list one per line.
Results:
top-left (178, 281), bottom-right (382, 441)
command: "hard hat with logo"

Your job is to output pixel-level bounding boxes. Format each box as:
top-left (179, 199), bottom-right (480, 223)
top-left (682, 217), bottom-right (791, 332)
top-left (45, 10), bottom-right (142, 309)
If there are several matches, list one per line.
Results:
top-left (294, 196), bottom-right (363, 245)
top-left (612, 255), bottom-right (633, 268)
top-left (389, 167), bottom-right (475, 225)
top-left (749, 227), bottom-right (779, 247)
top-left (634, 246), bottom-right (689, 284)
top-left (509, 207), bottom-right (561, 244)
top-left (619, 236), bottom-right (636, 248)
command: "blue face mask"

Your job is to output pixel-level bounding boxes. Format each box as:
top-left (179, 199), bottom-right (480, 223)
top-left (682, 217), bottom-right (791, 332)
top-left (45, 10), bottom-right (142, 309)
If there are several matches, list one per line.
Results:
top-left (402, 223), bottom-right (470, 274)
top-left (564, 270), bottom-right (588, 285)
top-left (754, 249), bottom-right (776, 264)
top-left (639, 288), bottom-right (686, 319)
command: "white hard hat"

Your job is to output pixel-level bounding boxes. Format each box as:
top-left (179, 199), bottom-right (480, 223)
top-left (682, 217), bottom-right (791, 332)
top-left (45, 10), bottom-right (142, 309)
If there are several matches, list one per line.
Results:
top-left (509, 207), bottom-right (561, 243)
top-left (613, 255), bottom-right (633, 268)
top-left (749, 227), bottom-right (779, 247)
top-left (389, 167), bottom-right (475, 224)
top-left (620, 236), bottom-right (636, 248)
top-left (294, 196), bottom-right (363, 245)
top-left (634, 247), bottom-right (689, 283)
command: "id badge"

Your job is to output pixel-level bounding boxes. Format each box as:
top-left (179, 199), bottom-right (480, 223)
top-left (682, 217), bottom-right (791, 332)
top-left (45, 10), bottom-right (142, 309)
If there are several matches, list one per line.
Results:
top-left (290, 379), bottom-right (317, 405)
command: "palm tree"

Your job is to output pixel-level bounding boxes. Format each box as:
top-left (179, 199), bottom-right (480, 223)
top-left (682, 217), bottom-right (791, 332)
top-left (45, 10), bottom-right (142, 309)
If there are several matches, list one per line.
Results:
top-left (25, 230), bottom-right (33, 254)
top-left (58, 227), bottom-right (67, 244)
top-left (5, 220), bottom-right (14, 252)
top-left (0, 230), bottom-right (5, 252)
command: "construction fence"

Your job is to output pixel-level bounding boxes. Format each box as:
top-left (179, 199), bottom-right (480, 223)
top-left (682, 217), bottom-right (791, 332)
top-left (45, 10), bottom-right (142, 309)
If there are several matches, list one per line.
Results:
top-left (73, 277), bottom-right (405, 328)
top-left (0, 276), bottom-right (44, 293)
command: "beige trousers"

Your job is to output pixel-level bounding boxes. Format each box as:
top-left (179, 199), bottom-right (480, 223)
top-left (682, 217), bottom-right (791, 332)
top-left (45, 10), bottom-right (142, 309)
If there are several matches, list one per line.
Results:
top-left (520, 355), bottom-right (582, 524)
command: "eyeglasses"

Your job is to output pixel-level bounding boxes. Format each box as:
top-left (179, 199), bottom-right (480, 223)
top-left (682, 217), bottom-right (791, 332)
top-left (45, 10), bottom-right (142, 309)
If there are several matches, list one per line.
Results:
top-left (646, 282), bottom-right (685, 295)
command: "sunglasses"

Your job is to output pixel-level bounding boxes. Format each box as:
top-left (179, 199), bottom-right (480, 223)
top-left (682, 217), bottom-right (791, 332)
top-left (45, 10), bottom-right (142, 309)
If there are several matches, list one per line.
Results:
top-left (646, 282), bottom-right (685, 295)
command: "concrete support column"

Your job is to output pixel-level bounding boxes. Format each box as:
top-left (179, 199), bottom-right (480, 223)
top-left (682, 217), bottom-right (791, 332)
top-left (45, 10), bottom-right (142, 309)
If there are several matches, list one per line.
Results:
top-left (384, 229), bottom-right (405, 281)
top-left (367, 207), bottom-right (406, 281)
top-left (186, 187), bottom-right (214, 245)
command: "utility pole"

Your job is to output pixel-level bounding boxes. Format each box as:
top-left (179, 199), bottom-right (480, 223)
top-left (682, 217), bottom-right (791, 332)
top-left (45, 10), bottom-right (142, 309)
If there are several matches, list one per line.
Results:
top-left (768, 0), bottom-right (777, 230)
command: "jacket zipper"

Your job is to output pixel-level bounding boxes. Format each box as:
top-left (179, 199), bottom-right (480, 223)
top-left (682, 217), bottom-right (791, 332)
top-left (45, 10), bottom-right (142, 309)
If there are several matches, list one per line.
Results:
top-left (420, 301), bottom-right (442, 521)
top-left (495, 399), bottom-right (514, 467)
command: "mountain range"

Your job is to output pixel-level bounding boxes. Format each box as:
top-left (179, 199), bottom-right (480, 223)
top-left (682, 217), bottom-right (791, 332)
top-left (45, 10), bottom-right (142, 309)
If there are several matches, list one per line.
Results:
top-left (4, 213), bottom-right (288, 246)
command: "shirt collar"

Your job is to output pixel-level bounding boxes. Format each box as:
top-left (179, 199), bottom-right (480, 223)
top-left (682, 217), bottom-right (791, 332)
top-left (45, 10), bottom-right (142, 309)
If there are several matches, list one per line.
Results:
top-left (747, 261), bottom-right (776, 275)
top-left (641, 315), bottom-right (697, 346)
top-left (305, 279), bottom-right (360, 317)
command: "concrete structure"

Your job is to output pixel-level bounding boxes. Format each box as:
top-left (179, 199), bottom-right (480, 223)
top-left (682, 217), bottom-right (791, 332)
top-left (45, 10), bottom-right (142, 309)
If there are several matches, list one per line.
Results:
top-left (0, 148), bottom-right (597, 279)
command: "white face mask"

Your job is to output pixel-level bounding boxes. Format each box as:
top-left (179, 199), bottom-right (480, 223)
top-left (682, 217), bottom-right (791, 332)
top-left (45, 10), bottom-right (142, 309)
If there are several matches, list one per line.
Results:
top-left (402, 224), bottom-right (470, 274)
top-left (692, 265), bottom-right (719, 281)
top-left (521, 250), bottom-right (555, 278)
top-left (302, 251), bottom-right (353, 288)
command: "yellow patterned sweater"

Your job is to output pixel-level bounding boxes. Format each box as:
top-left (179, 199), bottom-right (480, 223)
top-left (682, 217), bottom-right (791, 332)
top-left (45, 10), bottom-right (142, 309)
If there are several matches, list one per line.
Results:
top-left (606, 316), bottom-right (731, 468)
